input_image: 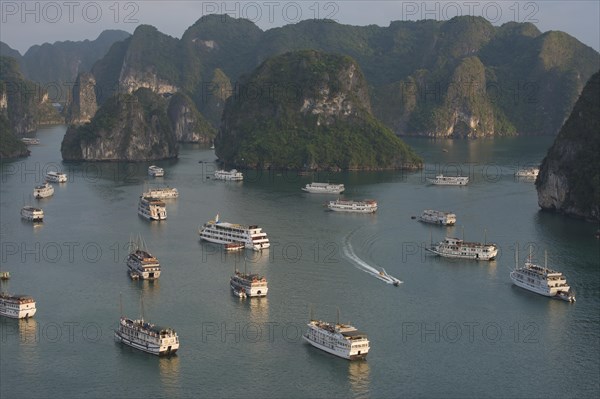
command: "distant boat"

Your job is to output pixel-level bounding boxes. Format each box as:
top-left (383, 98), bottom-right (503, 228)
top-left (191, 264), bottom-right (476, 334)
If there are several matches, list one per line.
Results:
top-left (21, 138), bottom-right (40, 145)
top-left (230, 270), bottom-right (268, 297)
top-left (138, 196), bottom-right (167, 221)
top-left (148, 165), bottom-right (164, 177)
top-left (126, 236), bottom-right (161, 280)
top-left (0, 271), bottom-right (10, 280)
top-left (426, 175), bottom-right (469, 186)
top-left (302, 182), bottom-right (345, 194)
top-left (427, 236), bottom-right (498, 261)
top-left (21, 206), bottom-right (44, 222)
top-left (114, 297), bottom-right (179, 356)
top-left (33, 182), bottom-right (54, 199)
top-left (327, 199), bottom-right (377, 213)
top-left (214, 169), bottom-right (243, 181)
top-left (377, 268), bottom-right (402, 286)
top-left (142, 186), bottom-right (179, 199)
top-left (419, 209), bottom-right (456, 226)
top-left (198, 214), bottom-right (270, 251)
top-left (0, 293), bottom-right (37, 319)
top-left (45, 171), bottom-right (67, 183)
top-left (303, 309), bottom-right (370, 360)
top-left (510, 247), bottom-right (575, 302)
top-left (515, 168), bottom-right (539, 178)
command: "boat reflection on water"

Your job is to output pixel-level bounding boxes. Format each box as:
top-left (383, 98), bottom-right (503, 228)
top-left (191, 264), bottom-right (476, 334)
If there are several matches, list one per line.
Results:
top-left (130, 278), bottom-right (161, 297)
top-left (159, 355), bottom-right (181, 396)
top-left (247, 294), bottom-right (269, 323)
top-left (17, 318), bottom-right (39, 346)
top-left (348, 360), bottom-right (371, 398)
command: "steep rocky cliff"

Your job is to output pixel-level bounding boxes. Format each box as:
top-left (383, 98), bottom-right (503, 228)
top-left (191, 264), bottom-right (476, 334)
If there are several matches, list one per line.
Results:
top-left (67, 72), bottom-right (98, 125)
top-left (0, 56), bottom-right (61, 138)
top-left (217, 50), bottom-right (422, 170)
top-left (61, 88), bottom-right (178, 161)
top-left (167, 93), bottom-right (215, 143)
top-left (536, 71), bottom-right (600, 221)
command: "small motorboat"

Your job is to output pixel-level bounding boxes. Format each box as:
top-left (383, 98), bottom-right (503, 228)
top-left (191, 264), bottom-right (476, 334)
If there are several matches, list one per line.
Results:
top-left (224, 242), bottom-right (245, 252)
top-left (555, 291), bottom-right (576, 303)
top-left (232, 286), bottom-right (247, 298)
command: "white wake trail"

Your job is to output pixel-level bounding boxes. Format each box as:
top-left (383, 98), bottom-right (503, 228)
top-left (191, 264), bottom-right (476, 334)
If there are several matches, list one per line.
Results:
top-left (342, 230), bottom-right (403, 285)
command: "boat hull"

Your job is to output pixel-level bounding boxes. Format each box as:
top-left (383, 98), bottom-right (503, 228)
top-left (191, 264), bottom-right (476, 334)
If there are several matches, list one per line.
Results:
top-left (230, 280), bottom-right (268, 297)
top-left (114, 331), bottom-right (178, 356)
top-left (419, 218), bottom-right (455, 226)
top-left (302, 188), bottom-right (345, 194)
top-left (328, 206), bottom-right (377, 213)
top-left (0, 308), bottom-right (37, 319)
top-left (302, 335), bottom-right (367, 360)
top-left (510, 273), bottom-right (574, 302)
top-left (200, 235), bottom-right (269, 251)
top-left (426, 247), bottom-right (497, 261)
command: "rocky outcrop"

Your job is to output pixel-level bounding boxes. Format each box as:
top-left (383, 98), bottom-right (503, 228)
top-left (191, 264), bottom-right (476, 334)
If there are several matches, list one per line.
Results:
top-left (67, 72), bottom-right (98, 124)
top-left (61, 88), bottom-right (178, 161)
top-left (167, 93), bottom-right (215, 143)
top-left (433, 57), bottom-right (495, 138)
top-left (536, 71), bottom-right (600, 221)
top-left (117, 25), bottom-right (180, 96)
top-left (0, 56), bottom-right (62, 136)
top-left (0, 114), bottom-right (29, 159)
top-left (217, 50), bottom-right (422, 170)
top-left (195, 68), bottom-right (232, 127)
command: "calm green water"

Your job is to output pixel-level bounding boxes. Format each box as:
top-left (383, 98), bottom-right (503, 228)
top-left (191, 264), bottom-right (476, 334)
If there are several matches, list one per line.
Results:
top-left (1, 126), bottom-right (598, 398)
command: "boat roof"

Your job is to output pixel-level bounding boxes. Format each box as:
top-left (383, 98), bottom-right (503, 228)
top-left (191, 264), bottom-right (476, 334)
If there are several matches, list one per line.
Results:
top-left (444, 237), bottom-right (496, 247)
top-left (0, 293), bottom-right (35, 302)
top-left (307, 182), bottom-right (344, 186)
top-left (22, 206), bottom-right (43, 211)
top-left (140, 196), bottom-right (166, 205)
top-left (340, 329), bottom-right (367, 339)
top-left (149, 325), bottom-right (175, 334)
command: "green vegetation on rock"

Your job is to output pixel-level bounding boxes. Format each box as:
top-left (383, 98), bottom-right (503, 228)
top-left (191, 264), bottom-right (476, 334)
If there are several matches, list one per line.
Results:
top-left (217, 50), bottom-right (422, 170)
top-left (61, 88), bottom-right (178, 161)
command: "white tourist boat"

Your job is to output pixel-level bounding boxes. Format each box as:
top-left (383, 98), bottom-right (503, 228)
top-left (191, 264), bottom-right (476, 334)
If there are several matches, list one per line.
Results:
top-left (142, 186), bottom-right (179, 199)
top-left (327, 199), bottom-right (377, 213)
top-left (21, 206), bottom-right (44, 222)
top-left (230, 270), bottom-right (268, 297)
top-left (302, 182), bottom-right (345, 194)
top-left (510, 248), bottom-right (575, 302)
top-left (0, 293), bottom-right (37, 319)
top-left (198, 214), bottom-right (270, 251)
top-left (148, 165), bottom-right (165, 177)
top-left (214, 169), bottom-right (243, 181)
top-left (426, 175), bottom-right (469, 185)
top-left (515, 167), bottom-right (539, 178)
top-left (419, 209), bottom-right (456, 226)
top-left (0, 272), bottom-right (10, 280)
top-left (45, 171), bottom-right (67, 183)
top-left (138, 197), bottom-right (167, 221)
top-left (114, 300), bottom-right (179, 356)
top-left (21, 138), bottom-right (40, 145)
top-left (427, 236), bottom-right (498, 260)
top-left (33, 182), bottom-right (54, 199)
top-left (126, 238), bottom-right (161, 280)
top-left (303, 312), bottom-right (370, 360)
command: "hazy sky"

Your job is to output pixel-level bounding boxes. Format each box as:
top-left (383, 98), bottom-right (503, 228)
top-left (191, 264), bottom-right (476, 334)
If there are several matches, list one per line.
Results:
top-left (1, 1), bottom-right (599, 54)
